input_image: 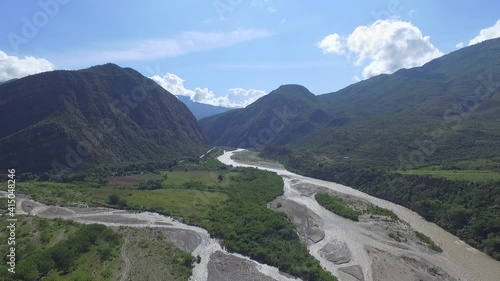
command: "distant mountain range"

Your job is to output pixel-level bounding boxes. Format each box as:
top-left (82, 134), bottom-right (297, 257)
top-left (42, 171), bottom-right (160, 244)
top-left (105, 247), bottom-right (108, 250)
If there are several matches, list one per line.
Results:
top-left (200, 37), bottom-right (500, 169)
top-left (176, 95), bottom-right (233, 120)
top-left (0, 63), bottom-right (208, 173)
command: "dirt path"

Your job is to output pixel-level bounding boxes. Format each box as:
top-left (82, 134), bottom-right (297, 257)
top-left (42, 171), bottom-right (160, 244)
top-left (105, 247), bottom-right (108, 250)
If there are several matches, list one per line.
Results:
top-left (119, 236), bottom-right (131, 281)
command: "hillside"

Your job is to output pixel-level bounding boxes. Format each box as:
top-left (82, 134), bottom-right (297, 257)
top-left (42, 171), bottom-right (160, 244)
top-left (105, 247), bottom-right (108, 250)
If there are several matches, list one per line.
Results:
top-left (0, 63), bottom-right (209, 173)
top-left (200, 38), bottom-right (500, 169)
top-left (199, 84), bottom-right (332, 148)
top-left (176, 95), bottom-right (232, 119)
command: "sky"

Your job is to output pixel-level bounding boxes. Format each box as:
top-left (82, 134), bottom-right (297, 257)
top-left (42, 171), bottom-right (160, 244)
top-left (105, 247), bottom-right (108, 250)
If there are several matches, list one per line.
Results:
top-left (1, 0), bottom-right (500, 107)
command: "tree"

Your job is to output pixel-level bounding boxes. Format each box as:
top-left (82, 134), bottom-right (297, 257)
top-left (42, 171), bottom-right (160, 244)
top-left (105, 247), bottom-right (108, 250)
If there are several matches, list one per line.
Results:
top-left (108, 194), bottom-right (120, 205)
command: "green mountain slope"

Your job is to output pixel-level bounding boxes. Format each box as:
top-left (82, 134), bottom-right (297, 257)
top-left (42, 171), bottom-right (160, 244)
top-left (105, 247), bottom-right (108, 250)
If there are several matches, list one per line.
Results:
top-left (0, 63), bottom-right (209, 173)
top-left (200, 38), bottom-right (500, 168)
top-left (199, 84), bottom-right (332, 148)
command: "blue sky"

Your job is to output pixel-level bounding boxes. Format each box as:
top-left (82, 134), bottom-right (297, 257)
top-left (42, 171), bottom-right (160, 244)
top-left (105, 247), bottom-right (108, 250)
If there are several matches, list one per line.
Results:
top-left (1, 0), bottom-right (499, 107)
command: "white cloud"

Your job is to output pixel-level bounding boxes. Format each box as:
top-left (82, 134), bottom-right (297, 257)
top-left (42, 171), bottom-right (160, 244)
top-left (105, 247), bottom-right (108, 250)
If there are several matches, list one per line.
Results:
top-left (0, 51), bottom-right (54, 82)
top-left (150, 73), bottom-right (267, 108)
top-left (62, 29), bottom-right (270, 65)
top-left (468, 19), bottom-right (500, 45)
top-left (455, 42), bottom-right (465, 49)
top-left (317, 33), bottom-right (344, 55)
top-left (318, 19), bottom-right (443, 79)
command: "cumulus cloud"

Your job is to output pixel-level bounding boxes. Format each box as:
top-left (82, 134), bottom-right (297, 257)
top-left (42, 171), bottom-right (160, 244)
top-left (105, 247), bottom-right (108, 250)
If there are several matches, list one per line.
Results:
top-left (318, 19), bottom-right (443, 79)
top-left (0, 51), bottom-right (54, 82)
top-left (317, 33), bottom-right (344, 55)
top-left (468, 19), bottom-right (500, 45)
top-left (150, 73), bottom-right (267, 108)
top-left (455, 42), bottom-right (465, 49)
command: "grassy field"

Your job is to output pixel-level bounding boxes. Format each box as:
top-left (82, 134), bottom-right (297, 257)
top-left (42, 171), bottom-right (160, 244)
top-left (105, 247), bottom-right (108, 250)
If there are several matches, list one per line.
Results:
top-left (398, 169), bottom-right (500, 183)
top-left (116, 227), bottom-right (193, 281)
top-left (17, 181), bottom-right (93, 206)
top-left (161, 170), bottom-right (236, 188)
top-left (106, 173), bottom-right (163, 186)
top-left (103, 189), bottom-right (228, 218)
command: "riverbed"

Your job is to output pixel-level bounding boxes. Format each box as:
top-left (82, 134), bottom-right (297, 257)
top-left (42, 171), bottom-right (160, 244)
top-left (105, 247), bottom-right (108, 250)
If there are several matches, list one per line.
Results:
top-left (218, 149), bottom-right (500, 281)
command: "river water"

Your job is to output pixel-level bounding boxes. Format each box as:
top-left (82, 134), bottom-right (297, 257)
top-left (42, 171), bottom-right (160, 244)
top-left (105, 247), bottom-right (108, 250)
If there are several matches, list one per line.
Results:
top-left (218, 149), bottom-right (500, 281)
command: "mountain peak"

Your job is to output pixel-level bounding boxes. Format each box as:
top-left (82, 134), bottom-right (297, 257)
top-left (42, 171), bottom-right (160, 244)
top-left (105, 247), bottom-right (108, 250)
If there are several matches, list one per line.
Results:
top-left (270, 84), bottom-right (314, 99)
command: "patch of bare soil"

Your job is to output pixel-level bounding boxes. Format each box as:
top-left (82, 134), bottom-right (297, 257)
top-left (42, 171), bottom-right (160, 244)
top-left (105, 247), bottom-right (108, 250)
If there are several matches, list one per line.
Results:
top-left (319, 240), bottom-right (352, 264)
top-left (269, 197), bottom-right (325, 244)
top-left (230, 150), bottom-right (285, 170)
top-left (75, 214), bottom-right (149, 225)
top-left (157, 228), bottom-right (202, 252)
top-left (366, 246), bottom-right (457, 281)
top-left (38, 206), bottom-right (74, 216)
top-left (207, 251), bottom-right (277, 281)
top-left (338, 265), bottom-right (364, 281)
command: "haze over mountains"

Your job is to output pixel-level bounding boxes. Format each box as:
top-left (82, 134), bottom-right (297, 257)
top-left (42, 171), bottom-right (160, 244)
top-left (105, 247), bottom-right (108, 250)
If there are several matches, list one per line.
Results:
top-left (0, 63), bottom-right (208, 173)
top-left (176, 95), bottom-right (233, 120)
top-left (200, 37), bottom-right (500, 168)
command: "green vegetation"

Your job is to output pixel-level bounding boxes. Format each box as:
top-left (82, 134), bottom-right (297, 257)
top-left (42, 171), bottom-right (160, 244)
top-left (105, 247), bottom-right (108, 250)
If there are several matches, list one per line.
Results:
top-left (201, 169), bottom-right (337, 281)
top-left (415, 231), bottom-right (443, 252)
top-left (366, 205), bottom-right (399, 221)
top-left (123, 189), bottom-right (228, 218)
top-left (399, 169), bottom-right (500, 183)
top-left (0, 217), bottom-right (121, 281)
top-left (262, 146), bottom-right (500, 260)
top-left (315, 193), bottom-right (360, 221)
top-left (315, 193), bottom-right (399, 222)
top-left (17, 159), bottom-right (338, 280)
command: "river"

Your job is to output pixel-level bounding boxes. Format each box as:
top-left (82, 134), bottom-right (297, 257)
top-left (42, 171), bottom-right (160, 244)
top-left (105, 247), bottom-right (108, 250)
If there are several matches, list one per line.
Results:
top-left (218, 149), bottom-right (500, 281)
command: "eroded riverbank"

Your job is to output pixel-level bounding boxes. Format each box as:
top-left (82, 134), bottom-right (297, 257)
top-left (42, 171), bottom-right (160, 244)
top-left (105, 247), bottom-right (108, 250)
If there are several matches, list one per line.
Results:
top-left (218, 149), bottom-right (500, 281)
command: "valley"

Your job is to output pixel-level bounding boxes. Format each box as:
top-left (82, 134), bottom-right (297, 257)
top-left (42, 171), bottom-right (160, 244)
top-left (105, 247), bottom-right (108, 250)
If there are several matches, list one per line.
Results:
top-left (4, 148), bottom-right (499, 281)
top-left (1, 20), bottom-right (499, 281)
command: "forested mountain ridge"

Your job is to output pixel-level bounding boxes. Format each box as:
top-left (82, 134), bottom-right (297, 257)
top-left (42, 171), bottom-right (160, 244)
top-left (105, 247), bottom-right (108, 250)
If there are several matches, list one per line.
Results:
top-left (200, 37), bottom-right (500, 169)
top-left (0, 63), bottom-right (209, 173)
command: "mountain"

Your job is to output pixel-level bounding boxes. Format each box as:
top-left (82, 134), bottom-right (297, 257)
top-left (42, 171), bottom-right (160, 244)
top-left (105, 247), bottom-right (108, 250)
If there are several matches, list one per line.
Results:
top-left (199, 84), bottom-right (332, 148)
top-left (200, 37), bottom-right (500, 168)
top-left (0, 63), bottom-right (209, 173)
top-left (176, 95), bottom-right (232, 119)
